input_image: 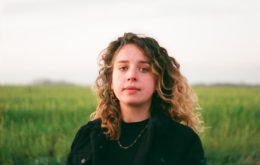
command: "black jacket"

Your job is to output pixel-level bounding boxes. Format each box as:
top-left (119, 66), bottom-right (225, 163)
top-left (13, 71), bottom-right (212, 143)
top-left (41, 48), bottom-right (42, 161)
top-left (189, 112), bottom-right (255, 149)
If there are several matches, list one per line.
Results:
top-left (66, 114), bottom-right (207, 165)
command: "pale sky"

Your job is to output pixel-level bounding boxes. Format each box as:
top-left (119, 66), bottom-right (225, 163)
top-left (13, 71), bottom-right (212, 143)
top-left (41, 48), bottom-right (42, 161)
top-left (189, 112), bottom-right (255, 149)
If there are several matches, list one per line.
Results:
top-left (0, 0), bottom-right (260, 85)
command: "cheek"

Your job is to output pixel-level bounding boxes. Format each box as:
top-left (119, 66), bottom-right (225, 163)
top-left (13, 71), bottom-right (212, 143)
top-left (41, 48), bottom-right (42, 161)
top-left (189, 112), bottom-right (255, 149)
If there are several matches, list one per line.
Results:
top-left (147, 76), bottom-right (156, 90)
top-left (111, 71), bottom-right (121, 89)
top-left (111, 75), bottom-right (115, 90)
top-left (150, 82), bottom-right (156, 94)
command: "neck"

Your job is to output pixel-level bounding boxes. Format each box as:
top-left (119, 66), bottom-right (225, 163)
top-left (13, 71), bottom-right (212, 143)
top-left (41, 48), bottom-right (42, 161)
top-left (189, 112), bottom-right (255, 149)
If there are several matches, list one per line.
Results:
top-left (120, 103), bottom-right (151, 123)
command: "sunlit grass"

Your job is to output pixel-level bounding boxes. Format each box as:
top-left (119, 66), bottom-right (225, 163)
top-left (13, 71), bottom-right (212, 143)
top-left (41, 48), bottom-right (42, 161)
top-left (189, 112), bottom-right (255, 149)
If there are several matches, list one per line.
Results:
top-left (0, 85), bottom-right (259, 165)
top-left (194, 86), bottom-right (260, 165)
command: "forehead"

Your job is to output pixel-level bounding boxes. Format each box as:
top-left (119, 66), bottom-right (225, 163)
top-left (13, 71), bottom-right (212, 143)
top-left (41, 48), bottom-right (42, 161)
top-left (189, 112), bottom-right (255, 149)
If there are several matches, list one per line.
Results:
top-left (113, 44), bottom-right (149, 63)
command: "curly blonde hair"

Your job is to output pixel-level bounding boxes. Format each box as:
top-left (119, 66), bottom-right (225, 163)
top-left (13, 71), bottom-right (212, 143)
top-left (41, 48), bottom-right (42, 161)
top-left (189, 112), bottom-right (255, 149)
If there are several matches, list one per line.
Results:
top-left (91, 32), bottom-right (203, 139)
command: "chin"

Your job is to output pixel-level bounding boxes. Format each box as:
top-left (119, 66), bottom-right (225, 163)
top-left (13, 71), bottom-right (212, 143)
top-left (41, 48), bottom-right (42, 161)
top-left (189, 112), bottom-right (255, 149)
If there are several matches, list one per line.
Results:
top-left (124, 101), bottom-right (147, 107)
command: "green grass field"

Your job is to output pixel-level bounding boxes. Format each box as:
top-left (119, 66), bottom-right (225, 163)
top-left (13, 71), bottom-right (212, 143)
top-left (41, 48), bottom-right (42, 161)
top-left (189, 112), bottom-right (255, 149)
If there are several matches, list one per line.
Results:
top-left (0, 85), bottom-right (259, 165)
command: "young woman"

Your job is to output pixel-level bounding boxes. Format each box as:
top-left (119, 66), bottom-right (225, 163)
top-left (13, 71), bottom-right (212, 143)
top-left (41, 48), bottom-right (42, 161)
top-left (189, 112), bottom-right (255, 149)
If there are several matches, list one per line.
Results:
top-left (66, 32), bottom-right (207, 165)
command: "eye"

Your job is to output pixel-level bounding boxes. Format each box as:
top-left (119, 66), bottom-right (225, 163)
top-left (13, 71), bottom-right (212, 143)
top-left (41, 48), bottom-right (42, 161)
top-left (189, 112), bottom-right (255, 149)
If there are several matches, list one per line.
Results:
top-left (139, 67), bottom-right (150, 73)
top-left (119, 66), bottom-right (128, 71)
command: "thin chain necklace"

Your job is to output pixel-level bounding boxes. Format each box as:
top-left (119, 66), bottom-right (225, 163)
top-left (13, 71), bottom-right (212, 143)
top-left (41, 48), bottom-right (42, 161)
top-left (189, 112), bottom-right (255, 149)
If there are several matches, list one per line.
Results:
top-left (117, 122), bottom-right (149, 150)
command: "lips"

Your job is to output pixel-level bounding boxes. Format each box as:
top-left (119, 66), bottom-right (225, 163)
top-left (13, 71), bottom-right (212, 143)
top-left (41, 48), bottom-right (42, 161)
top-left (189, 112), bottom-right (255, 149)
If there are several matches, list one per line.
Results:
top-left (123, 86), bottom-right (140, 91)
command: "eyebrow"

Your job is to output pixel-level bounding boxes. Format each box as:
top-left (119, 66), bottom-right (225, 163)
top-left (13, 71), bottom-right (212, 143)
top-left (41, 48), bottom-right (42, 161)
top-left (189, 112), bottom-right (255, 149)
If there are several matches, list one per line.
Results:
top-left (115, 60), bottom-right (151, 64)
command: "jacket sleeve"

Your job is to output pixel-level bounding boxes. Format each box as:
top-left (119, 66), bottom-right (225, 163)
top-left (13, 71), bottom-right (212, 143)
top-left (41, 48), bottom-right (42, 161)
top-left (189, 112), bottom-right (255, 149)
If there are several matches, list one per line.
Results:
top-left (71, 125), bottom-right (86, 150)
top-left (183, 133), bottom-right (208, 165)
top-left (66, 124), bottom-right (92, 165)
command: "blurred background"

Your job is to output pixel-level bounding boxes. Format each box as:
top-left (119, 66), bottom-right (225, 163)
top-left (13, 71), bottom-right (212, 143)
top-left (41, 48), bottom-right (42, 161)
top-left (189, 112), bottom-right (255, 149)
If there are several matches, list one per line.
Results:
top-left (1, 0), bottom-right (259, 85)
top-left (0, 0), bottom-right (259, 165)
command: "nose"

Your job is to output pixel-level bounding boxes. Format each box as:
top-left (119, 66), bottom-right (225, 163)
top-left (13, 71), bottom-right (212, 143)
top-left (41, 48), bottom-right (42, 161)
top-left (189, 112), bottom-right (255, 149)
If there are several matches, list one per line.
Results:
top-left (128, 76), bottom-right (137, 81)
top-left (127, 68), bottom-right (137, 81)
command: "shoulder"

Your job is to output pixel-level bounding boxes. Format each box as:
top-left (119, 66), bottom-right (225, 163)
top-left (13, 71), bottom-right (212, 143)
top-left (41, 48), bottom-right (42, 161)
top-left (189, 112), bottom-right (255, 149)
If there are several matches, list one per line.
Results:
top-left (152, 115), bottom-right (200, 143)
top-left (153, 116), bottom-right (204, 153)
top-left (152, 118), bottom-right (207, 164)
top-left (78, 119), bottom-right (101, 132)
top-left (165, 120), bottom-right (203, 149)
top-left (169, 120), bottom-right (206, 164)
top-left (66, 119), bottom-right (102, 165)
top-left (69, 119), bottom-right (102, 152)
top-left (170, 120), bottom-right (200, 141)
top-left (74, 119), bottom-right (101, 138)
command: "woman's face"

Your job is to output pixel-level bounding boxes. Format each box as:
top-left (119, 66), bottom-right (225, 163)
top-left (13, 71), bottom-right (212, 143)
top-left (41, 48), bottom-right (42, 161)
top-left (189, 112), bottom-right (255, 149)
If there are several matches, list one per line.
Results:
top-left (111, 44), bottom-right (156, 108)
